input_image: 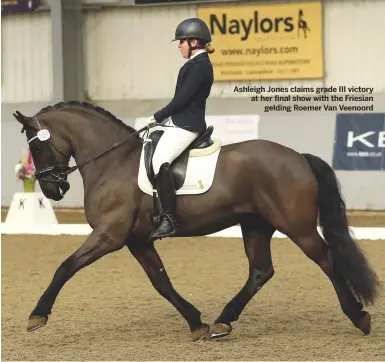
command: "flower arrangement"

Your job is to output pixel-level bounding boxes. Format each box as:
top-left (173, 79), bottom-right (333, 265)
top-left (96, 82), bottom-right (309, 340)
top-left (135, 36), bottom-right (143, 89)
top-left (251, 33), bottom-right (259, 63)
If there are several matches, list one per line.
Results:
top-left (14, 151), bottom-right (36, 192)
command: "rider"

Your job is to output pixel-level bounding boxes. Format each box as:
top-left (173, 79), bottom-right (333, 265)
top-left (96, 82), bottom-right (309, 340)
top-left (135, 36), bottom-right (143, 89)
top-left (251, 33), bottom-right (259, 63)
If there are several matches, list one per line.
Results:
top-left (146, 18), bottom-right (215, 241)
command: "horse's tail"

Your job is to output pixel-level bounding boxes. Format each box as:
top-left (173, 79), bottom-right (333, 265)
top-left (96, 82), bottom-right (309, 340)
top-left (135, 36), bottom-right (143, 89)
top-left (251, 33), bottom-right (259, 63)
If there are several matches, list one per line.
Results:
top-left (303, 153), bottom-right (380, 306)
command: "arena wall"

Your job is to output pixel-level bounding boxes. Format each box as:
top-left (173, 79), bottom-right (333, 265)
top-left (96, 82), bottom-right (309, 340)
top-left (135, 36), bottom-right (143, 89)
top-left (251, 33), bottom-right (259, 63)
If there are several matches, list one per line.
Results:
top-left (1, 12), bottom-right (53, 102)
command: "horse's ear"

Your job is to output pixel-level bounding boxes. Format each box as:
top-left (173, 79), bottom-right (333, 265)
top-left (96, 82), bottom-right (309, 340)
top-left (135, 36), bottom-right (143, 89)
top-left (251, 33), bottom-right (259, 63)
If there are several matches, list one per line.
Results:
top-left (13, 110), bottom-right (30, 133)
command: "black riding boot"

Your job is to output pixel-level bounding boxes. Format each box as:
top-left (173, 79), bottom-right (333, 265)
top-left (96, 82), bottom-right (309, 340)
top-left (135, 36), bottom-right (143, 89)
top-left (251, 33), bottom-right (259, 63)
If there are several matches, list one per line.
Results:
top-left (149, 163), bottom-right (178, 241)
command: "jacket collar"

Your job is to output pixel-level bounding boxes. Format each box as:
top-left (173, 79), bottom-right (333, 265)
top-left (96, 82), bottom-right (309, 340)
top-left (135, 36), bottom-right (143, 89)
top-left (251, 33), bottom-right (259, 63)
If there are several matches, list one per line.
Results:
top-left (182, 52), bottom-right (208, 68)
top-left (189, 49), bottom-right (207, 61)
top-left (180, 51), bottom-right (208, 71)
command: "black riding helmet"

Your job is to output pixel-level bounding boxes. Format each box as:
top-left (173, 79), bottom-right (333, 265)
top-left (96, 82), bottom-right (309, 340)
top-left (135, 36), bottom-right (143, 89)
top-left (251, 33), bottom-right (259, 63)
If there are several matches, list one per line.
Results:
top-left (172, 18), bottom-right (212, 58)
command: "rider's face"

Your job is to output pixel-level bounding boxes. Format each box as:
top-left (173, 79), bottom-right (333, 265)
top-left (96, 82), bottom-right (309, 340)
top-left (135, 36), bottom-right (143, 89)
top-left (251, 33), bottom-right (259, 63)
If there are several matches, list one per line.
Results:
top-left (178, 39), bottom-right (198, 59)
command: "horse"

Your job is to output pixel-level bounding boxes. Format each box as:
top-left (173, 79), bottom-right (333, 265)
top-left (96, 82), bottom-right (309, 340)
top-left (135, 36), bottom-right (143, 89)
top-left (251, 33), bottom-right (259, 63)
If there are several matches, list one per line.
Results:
top-left (13, 101), bottom-right (379, 342)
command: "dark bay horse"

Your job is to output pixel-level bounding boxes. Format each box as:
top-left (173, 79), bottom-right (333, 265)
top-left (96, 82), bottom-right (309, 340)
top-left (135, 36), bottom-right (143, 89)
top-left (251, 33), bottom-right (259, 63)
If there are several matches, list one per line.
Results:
top-left (13, 101), bottom-right (379, 342)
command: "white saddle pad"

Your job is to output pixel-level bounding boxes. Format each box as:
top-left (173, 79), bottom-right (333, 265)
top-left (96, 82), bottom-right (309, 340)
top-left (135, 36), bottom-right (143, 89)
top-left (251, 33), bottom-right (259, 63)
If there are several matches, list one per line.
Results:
top-left (138, 138), bottom-right (222, 195)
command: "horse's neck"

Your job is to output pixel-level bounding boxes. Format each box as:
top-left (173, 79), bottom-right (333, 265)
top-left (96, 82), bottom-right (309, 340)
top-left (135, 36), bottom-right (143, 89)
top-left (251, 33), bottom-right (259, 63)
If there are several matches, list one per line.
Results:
top-left (49, 109), bottom-right (138, 176)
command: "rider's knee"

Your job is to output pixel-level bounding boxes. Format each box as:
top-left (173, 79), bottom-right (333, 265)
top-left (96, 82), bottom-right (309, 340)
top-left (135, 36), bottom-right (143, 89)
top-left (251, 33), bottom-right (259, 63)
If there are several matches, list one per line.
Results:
top-left (153, 152), bottom-right (170, 175)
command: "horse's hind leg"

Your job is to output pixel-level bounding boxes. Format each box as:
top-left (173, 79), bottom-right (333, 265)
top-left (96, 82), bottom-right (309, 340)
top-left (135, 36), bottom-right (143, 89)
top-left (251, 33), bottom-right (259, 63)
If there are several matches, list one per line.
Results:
top-left (290, 229), bottom-right (371, 335)
top-left (210, 214), bottom-right (275, 339)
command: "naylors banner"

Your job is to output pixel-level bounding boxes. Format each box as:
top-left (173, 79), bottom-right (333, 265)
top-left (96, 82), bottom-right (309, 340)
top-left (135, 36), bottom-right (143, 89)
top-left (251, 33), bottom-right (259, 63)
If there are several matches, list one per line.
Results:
top-left (1, 0), bottom-right (38, 13)
top-left (198, 1), bottom-right (323, 81)
top-left (332, 113), bottom-right (385, 170)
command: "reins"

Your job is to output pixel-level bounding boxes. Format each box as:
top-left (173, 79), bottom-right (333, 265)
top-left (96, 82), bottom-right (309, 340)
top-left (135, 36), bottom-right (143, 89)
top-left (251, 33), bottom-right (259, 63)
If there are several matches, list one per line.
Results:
top-left (63, 123), bottom-right (155, 176)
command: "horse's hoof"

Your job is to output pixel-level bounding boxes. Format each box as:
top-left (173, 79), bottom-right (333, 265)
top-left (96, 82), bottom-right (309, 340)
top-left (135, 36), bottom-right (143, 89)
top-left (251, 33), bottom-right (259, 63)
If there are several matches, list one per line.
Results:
top-left (209, 323), bottom-right (232, 339)
top-left (27, 315), bottom-right (48, 332)
top-left (357, 311), bottom-right (371, 335)
top-left (191, 323), bottom-right (210, 342)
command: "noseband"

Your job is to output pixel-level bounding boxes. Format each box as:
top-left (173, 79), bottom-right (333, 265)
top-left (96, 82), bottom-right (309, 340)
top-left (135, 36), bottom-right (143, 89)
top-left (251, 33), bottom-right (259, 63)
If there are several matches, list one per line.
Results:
top-left (25, 115), bottom-right (154, 195)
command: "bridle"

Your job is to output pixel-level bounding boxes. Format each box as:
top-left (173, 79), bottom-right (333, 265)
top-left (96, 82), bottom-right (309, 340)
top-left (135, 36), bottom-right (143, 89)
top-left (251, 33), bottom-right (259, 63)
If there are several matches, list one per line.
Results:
top-left (25, 115), bottom-right (154, 196)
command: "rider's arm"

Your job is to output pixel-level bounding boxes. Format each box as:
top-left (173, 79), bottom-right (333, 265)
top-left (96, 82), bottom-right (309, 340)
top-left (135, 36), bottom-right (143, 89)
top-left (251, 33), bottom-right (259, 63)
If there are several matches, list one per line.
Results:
top-left (153, 62), bottom-right (206, 122)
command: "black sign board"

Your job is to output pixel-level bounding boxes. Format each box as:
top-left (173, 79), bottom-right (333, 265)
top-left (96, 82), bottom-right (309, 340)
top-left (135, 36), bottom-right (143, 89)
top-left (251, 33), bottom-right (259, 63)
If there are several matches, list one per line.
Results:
top-left (332, 113), bottom-right (385, 170)
top-left (1, 0), bottom-right (38, 14)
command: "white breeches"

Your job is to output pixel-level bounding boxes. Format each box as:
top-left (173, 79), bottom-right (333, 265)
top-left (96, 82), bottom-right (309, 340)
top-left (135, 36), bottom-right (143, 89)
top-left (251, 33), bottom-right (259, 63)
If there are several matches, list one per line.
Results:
top-left (152, 118), bottom-right (199, 175)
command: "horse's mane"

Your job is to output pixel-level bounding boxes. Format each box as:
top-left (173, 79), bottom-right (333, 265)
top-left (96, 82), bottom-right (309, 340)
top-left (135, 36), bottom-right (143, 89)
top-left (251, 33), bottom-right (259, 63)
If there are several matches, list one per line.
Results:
top-left (35, 100), bottom-right (137, 133)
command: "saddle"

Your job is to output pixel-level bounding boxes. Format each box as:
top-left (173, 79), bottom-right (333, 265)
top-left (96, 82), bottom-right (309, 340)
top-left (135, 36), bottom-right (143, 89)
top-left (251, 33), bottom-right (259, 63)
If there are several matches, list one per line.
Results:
top-left (144, 125), bottom-right (214, 189)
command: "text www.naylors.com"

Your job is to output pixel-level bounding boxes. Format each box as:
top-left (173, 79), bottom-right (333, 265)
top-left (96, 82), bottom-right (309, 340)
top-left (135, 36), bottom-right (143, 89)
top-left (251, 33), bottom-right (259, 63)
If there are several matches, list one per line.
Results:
top-left (220, 45), bottom-right (298, 56)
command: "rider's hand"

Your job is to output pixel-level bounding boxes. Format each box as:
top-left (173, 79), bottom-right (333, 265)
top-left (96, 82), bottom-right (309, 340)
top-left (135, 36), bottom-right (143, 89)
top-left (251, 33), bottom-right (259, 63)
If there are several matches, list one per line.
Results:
top-left (146, 116), bottom-right (157, 126)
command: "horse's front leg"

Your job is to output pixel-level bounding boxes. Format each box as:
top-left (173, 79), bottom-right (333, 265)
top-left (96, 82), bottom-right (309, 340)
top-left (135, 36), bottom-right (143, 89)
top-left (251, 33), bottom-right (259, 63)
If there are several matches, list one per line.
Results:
top-left (127, 242), bottom-right (210, 342)
top-left (27, 226), bottom-right (126, 332)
